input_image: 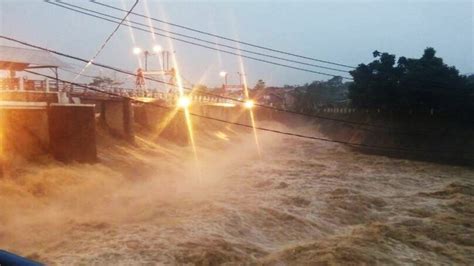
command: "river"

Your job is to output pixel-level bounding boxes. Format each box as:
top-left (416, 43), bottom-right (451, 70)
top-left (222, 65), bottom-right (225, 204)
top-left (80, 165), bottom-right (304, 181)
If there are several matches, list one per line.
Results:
top-left (1, 123), bottom-right (473, 265)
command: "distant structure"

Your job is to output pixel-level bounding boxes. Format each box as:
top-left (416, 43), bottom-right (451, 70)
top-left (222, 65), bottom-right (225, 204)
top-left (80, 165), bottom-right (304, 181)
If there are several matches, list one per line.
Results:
top-left (250, 86), bottom-right (296, 109)
top-left (135, 68), bottom-right (145, 90)
top-left (0, 45), bottom-right (68, 91)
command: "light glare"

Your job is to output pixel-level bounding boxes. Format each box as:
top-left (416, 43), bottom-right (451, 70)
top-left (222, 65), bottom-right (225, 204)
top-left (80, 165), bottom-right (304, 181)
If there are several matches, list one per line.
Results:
top-left (177, 96), bottom-right (191, 108)
top-left (132, 47), bottom-right (142, 55)
top-left (244, 100), bottom-right (254, 109)
top-left (153, 45), bottom-right (162, 53)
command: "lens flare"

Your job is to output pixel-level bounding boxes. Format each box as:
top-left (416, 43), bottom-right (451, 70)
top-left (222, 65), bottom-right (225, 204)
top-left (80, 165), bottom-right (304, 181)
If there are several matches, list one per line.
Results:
top-left (143, 0), bottom-right (157, 42)
top-left (153, 45), bottom-right (163, 53)
top-left (244, 100), bottom-right (254, 109)
top-left (133, 47), bottom-right (142, 55)
top-left (177, 96), bottom-right (191, 108)
top-left (121, 0), bottom-right (142, 68)
top-left (159, 8), bottom-right (200, 179)
top-left (232, 31), bottom-right (261, 157)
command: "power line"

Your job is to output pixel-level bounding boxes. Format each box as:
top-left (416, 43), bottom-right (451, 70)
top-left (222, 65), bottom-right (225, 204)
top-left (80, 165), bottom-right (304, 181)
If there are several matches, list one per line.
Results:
top-left (86, 0), bottom-right (465, 93)
top-left (66, 0), bottom-right (139, 81)
top-left (59, 68), bottom-right (134, 89)
top-left (0, 35), bottom-right (436, 135)
top-left (54, 0), bottom-right (350, 74)
top-left (24, 69), bottom-right (473, 160)
top-left (59, 68), bottom-right (97, 79)
top-left (72, 0), bottom-right (463, 94)
top-left (45, 4), bottom-right (470, 118)
top-left (91, 0), bottom-right (356, 69)
top-left (47, 1), bottom-right (353, 80)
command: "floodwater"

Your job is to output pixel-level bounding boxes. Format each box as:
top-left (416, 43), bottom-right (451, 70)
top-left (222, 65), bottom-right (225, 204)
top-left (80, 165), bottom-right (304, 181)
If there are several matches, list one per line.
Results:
top-left (0, 122), bottom-right (473, 265)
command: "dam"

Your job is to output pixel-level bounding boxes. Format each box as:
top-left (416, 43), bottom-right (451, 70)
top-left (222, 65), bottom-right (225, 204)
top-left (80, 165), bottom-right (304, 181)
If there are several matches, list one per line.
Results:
top-left (0, 40), bottom-right (473, 266)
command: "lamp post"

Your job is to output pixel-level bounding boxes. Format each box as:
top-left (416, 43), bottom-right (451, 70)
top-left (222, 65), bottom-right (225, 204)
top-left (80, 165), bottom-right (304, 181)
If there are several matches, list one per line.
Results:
top-left (133, 45), bottom-right (163, 71)
top-left (237, 71), bottom-right (245, 86)
top-left (219, 71), bottom-right (245, 86)
top-left (219, 71), bottom-right (228, 86)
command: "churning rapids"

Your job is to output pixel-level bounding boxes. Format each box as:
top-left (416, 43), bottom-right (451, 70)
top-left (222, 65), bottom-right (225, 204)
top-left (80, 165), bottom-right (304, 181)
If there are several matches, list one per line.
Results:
top-left (1, 122), bottom-right (473, 265)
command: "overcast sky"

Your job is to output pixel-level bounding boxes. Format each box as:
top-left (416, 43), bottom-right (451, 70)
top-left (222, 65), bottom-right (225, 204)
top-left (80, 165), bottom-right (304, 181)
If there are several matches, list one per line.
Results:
top-left (1, 0), bottom-right (473, 88)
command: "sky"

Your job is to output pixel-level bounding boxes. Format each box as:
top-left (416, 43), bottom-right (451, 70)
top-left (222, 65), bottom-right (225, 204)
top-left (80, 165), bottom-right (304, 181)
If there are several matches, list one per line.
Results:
top-left (0, 0), bottom-right (473, 89)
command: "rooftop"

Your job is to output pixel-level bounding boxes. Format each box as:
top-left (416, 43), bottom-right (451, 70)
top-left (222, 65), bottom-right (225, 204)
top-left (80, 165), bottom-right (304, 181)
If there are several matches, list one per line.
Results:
top-left (0, 45), bottom-right (68, 71)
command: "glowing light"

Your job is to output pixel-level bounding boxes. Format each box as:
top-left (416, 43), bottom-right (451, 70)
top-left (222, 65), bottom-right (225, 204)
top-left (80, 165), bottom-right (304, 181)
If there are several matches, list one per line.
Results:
top-left (132, 47), bottom-right (142, 55)
top-left (210, 102), bottom-right (236, 108)
top-left (121, 0), bottom-right (142, 68)
top-left (153, 45), bottom-right (163, 53)
top-left (244, 100), bottom-right (254, 109)
top-left (215, 131), bottom-right (229, 141)
top-left (183, 107), bottom-right (200, 181)
top-left (233, 35), bottom-right (261, 157)
top-left (143, 0), bottom-right (157, 42)
top-left (219, 71), bottom-right (227, 77)
top-left (161, 17), bottom-right (200, 180)
top-left (177, 96), bottom-right (191, 108)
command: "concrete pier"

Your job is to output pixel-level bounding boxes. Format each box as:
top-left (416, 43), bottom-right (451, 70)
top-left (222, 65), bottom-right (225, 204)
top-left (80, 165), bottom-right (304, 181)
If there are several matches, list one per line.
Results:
top-left (48, 104), bottom-right (97, 163)
top-left (0, 102), bottom-right (49, 160)
top-left (94, 99), bottom-right (135, 142)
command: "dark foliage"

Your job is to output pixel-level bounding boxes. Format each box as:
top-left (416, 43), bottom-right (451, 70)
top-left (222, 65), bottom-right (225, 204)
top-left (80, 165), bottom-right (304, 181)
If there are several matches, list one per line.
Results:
top-left (293, 76), bottom-right (350, 112)
top-left (349, 48), bottom-right (474, 113)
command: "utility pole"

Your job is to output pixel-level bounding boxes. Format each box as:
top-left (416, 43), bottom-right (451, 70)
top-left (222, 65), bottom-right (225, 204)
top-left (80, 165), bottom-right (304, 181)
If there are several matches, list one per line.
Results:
top-left (133, 45), bottom-right (163, 71)
top-left (144, 50), bottom-right (149, 71)
top-left (237, 72), bottom-right (245, 86)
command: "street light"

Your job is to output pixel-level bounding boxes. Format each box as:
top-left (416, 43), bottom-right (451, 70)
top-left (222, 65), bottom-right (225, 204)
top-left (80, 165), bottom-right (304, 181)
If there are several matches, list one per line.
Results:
top-left (153, 45), bottom-right (162, 53)
top-left (132, 47), bottom-right (142, 55)
top-left (219, 71), bottom-right (228, 85)
top-left (177, 96), bottom-right (191, 108)
top-left (244, 100), bottom-right (254, 109)
top-left (237, 71), bottom-right (245, 86)
top-left (133, 45), bottom-right (173, 71)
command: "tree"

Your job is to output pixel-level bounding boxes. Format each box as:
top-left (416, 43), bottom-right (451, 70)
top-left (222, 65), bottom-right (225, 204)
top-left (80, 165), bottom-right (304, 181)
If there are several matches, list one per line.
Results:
top-left (254, 79), bottom-right (266, 90)
top-left (89, 76), bottom-right (123, 88)
top-left (349, 48), bottom-right (473, 112)
top-left (292, 76), bottom-right (350, 112)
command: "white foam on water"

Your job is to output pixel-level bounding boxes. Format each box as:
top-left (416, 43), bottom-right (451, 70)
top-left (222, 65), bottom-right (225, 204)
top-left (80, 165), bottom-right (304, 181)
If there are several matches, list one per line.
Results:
top-left (1, 122), bottom-right (473, 265)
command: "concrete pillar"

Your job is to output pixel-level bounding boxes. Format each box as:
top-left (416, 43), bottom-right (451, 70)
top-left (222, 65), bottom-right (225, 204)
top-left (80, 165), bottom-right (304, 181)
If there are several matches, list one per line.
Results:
top-left (19, 77), bottom-right (24, 91)
top-left (48, 104), bottom-right (97, 163)
top-left (123, 98), bottom-right (134, 142)
top-left (100, 101), bottom-right (106, 126)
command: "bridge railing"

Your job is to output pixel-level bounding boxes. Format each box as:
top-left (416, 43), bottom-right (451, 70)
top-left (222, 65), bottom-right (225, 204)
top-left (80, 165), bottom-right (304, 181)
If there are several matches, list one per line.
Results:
top-left (1, 79), bottom-right (239, 105)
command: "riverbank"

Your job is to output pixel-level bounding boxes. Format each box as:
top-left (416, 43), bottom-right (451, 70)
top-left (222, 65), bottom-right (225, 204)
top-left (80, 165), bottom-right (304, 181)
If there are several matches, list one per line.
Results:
top-left (272, 109), bottom-right (474, 165)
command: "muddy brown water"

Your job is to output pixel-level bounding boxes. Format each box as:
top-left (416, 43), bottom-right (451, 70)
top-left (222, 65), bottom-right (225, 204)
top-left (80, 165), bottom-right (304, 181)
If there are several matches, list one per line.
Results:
top-left (0, 123), bottom-right (473, 265)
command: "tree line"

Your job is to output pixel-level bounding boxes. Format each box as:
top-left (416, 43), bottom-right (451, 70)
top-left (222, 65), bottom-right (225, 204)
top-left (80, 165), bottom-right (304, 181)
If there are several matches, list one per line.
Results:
top-left (291, 48), bottom-right (473, 115)
top-left (349, 48), bottom-right (474, 113)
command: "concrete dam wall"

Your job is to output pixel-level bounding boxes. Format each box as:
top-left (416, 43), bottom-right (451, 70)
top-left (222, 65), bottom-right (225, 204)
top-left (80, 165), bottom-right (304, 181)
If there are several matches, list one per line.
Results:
top-left (0, 103), bottom-right (97, 167)
top-left (2, 96), bottom-right (471, 167)
top-left (300, 109), bottom-right (474, 165)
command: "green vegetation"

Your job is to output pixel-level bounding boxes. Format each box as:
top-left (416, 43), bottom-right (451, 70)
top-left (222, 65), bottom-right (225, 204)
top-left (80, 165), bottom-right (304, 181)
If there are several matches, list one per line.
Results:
top-left (293, 76), bottom-right (350, 112)
top-left (89, 76), bottom-right (123, 88)
top-left (349, 48), bottom-right (474, 113)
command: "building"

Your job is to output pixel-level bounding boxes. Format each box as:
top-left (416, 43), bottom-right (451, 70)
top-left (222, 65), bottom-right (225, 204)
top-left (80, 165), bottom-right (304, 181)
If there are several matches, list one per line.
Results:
top-left (0, 45), bottom-right (68, 91)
